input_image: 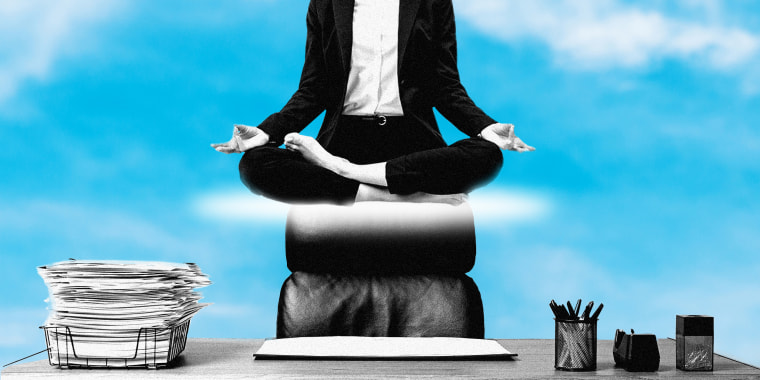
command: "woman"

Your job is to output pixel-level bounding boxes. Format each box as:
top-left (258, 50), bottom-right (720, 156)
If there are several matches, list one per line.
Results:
top-left (212, 0), bottom-right (533, 204)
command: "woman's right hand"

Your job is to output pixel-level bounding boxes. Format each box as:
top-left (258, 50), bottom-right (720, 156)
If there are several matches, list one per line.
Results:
top-left (211, 124), bottom-right (270, 154)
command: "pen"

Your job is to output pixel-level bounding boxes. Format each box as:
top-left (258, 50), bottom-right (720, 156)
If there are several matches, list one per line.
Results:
top-left (574, 299), bottom-right (582, 318)
top-left (581, 301), bottom-right (594, 320)
top-left (550, 300), bottom-right (563, 319)
top-left (549, 300), bottom-right (559, 318)
top-left (590, 303), bottom-right (604, 320)
top-left (567, 301), bottom-right (577, 319)
top-left (559, 304), bottom-right (571, 320)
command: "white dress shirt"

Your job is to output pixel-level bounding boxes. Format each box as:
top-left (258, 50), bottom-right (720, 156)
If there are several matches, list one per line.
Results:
top-left (342, 0), bottom-right (405, 116)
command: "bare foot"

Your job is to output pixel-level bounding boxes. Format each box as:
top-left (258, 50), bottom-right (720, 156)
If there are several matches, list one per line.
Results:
top-left (284, 133), bottom-right (349, 174)
top-left (404, 192), bottom-right (468, 206)
top-left (355, 184), bottom-right (467, 205)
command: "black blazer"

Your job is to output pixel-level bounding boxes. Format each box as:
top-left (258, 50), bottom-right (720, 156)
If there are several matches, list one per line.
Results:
top-left (257, 0), bottom-right (496, 151)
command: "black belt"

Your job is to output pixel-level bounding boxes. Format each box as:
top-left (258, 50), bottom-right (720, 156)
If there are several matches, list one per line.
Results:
top-left (341, 114), bottom-right (404, 127)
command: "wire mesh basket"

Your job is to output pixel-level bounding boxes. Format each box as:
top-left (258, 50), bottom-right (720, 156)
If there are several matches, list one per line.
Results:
top-left (40, 318), bottom-right (190, 369)
top-left (554, 318), bottom-right (597, 371)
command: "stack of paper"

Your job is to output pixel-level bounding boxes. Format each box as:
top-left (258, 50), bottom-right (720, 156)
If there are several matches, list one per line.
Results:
top-left (38, 260), bottom-right (211, 367)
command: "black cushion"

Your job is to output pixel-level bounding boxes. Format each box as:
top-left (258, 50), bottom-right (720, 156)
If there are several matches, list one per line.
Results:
top-left (285, 202), bottom-right (476, 274)
top-left (277, 271), bottom-right (484, 338)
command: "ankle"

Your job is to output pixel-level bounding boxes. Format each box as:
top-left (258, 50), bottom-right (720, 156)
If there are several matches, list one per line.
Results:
top-left (328, 158), bottom-right (350, 177)
top-left (355, 184), bottom-right (389, 202)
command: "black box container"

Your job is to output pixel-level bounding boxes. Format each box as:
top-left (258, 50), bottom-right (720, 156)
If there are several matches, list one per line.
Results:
top-left (676, 315), bottom-right (713, 371)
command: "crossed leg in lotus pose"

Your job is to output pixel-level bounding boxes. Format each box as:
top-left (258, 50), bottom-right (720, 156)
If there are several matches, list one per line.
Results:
top-left (212, 123), bottom-right (533, 205)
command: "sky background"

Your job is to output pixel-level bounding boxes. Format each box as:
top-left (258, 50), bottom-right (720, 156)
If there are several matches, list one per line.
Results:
top-left (2, 0), bottom-right (759, 370)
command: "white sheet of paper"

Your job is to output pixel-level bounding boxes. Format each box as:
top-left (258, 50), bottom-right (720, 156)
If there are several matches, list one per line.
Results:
top-left (255, 337), bottom-right (516, 359)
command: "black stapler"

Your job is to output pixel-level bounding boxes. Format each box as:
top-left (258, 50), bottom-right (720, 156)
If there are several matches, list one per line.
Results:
top-left (613, 329), bottom-right (660, 372)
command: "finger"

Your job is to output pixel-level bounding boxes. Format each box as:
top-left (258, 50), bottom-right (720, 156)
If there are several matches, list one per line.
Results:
top-left (234, 124), bottom-right (259, 138)
top-left (515, 142), bottom-right (535, 153)
top-left (211, 141), bottom-right (232, 149)
top-left (514, 138), bottom-right (535, 152)
top-left (233, 135), bottom-right (246, 151)
top-left (213, 138), bottom-right (239, 154)
top-left (214, 146), bottom-right (235, 154)
top-left (214, 141), bottom-right (235, 152)
top-left (507, 140), bottom-right (523, 152)
top-left (283, 134), bottom-right (300, 148)
top-left (284, 138), bottom-right (300, 151)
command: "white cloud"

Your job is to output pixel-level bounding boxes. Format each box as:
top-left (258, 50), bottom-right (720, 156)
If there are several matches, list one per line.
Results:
top-left (455, 0), bottom-right (760, 70)
top-left (194, 191), bottom-right (291, 222)
top-left (194, 188), bottom-right (551, 223)
top-left (0, 0), bottom-right (124, 104)
top-left (469, 189), bottom-right (551, 223)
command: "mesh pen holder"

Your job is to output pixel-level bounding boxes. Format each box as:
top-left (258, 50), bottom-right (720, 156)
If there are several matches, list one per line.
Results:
top-left (555, 318), bottom-right (597, 371)
top-left (40, 319), bottom-right (190, 369)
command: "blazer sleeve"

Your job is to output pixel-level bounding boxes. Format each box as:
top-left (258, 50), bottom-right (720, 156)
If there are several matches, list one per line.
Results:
top-left (431, 0), bottom-right (496, 137)
top-left (257, 1), bottom-right (328, 145)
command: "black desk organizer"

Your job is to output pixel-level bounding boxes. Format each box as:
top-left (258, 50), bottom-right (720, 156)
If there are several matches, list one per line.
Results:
top-left (40, 319), bottom-right (190, 369)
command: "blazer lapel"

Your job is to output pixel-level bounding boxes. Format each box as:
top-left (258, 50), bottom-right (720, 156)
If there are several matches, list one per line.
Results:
top-left (398, 0), bottom-right (422, 69)
top-left (333, 0), bottom-right (355, 76)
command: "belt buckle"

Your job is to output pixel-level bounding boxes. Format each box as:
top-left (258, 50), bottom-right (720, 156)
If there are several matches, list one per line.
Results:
top-left (377, 115), bottom-right (387, 126)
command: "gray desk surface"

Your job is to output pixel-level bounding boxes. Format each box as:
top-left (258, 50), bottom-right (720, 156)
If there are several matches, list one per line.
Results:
top-left (3, 338), bottom-right (759, 379)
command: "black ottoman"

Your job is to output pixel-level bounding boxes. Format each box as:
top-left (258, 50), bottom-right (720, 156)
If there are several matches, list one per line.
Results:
top-left (277, 202), bottom-right (485, 338)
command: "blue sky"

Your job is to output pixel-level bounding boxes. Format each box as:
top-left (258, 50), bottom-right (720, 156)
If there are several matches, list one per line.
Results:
top-left (2, 0), bottom-right (759, 370)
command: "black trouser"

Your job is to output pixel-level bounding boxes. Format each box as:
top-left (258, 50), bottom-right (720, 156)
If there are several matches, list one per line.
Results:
top-left (239, 116), bottom-right (503, 204)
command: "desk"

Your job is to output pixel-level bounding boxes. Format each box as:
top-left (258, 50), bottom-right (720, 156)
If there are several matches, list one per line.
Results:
top-left (3, 338), bottom-right (759, 379)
